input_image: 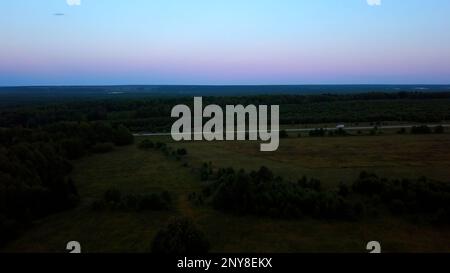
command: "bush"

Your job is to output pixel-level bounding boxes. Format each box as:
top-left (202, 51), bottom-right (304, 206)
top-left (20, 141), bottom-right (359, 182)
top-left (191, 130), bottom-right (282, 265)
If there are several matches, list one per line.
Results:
top-left (177, 148), bottom-right (188, 156)
top-left (352, 172), bottom-right (386, 196)
top-left (151, 217), bottom-right (210, 254)
top-left (113, 125), bottom-right (134, 146)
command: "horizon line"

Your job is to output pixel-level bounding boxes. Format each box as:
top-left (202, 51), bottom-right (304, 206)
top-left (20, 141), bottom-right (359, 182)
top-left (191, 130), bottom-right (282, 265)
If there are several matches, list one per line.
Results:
top-left (1, 83), bottom-right (450, 88)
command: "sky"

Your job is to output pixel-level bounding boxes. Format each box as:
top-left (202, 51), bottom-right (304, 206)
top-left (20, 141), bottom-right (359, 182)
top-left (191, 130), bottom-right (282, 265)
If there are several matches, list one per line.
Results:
top-left (0, 0), bottom-right (450, 86)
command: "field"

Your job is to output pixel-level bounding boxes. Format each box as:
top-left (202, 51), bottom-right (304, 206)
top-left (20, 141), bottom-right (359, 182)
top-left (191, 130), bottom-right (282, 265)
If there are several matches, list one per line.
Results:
top-left (3, 133), bottom-right (450, 253)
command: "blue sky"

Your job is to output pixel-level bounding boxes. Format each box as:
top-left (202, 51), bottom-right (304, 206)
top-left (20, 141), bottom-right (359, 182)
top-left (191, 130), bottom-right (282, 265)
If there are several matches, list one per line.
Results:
top-left (0, 0), bottom-right (449, 85)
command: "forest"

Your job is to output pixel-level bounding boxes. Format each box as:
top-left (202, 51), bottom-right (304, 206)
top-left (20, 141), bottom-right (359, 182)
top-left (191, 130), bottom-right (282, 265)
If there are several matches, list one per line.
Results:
top-left (1, 91), bottom-right (450, 133)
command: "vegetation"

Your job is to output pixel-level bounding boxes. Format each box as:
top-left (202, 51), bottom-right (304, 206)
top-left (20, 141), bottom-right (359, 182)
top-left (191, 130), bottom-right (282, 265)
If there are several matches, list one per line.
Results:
top-left (1, 92), bottom-right (450, 132)
top-left (0, 122), bottom-right (134, 245)
top-left (197, 166), bottom-right (364, 220)
top-left (1, 90), bottom-right (450, 252)
top-left (151, 217), bottom-right (210, 254)
top-left (192, 165), bottom-right (450, 224)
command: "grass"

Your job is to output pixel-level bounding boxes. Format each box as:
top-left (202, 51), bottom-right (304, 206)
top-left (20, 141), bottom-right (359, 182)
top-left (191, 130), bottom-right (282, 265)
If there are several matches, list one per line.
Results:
top-left (3, 133), bottom-right (450, 252)
top-left (168, 133), bottom-right (450, 187)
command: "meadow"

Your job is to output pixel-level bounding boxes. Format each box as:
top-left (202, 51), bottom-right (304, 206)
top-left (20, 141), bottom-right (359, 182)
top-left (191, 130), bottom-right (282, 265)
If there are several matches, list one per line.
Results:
top-left (3, 132), bottom-right (450, 253)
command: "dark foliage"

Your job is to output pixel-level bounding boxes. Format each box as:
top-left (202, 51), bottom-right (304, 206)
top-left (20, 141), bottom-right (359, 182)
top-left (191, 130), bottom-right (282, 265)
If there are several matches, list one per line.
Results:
top-left (0, 122), bottom-right (133, 245)
top-left (113, 125), bottom-right (134, 146)
top-left (151, 217), bottom-right (210, 254)
top-left (1, 92), bottom-right (450, 132)
top-left (201, 166), bottom-right (364, 220)
top-left (353, 171), bottom-right (450, 223)
top-left (196, 165), bottom-right (450, 224)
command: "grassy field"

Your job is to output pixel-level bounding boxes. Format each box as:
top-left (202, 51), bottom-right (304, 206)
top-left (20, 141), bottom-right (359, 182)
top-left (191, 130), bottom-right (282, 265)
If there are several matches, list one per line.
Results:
top-left (3, 134), bottom-right (450, 253)
top-left (168, 133), bottom-right (450, 186)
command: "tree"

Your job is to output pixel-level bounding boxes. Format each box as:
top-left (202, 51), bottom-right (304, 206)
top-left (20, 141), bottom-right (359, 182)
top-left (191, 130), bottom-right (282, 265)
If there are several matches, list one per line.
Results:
top-left (61, 138), bottom-right (85, 159)
top-left (113, 125), bottom-right (134, 146)
top-left (151, 217), bottom-right (210, 254)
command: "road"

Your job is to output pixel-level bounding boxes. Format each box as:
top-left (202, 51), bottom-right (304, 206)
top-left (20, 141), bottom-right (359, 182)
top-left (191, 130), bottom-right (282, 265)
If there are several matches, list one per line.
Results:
top-left (133, 124), bottom-right (450, 136)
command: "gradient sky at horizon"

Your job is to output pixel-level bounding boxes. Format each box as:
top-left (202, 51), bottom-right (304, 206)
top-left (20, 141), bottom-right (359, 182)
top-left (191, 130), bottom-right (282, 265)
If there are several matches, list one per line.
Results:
top-left (1, 0), bottom-right (450, 86)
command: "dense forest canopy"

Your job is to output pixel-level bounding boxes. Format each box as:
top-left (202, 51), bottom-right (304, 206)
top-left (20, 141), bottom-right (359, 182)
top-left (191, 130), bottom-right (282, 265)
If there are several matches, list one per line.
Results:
top-left (1, 91), bottom-right (450, 133)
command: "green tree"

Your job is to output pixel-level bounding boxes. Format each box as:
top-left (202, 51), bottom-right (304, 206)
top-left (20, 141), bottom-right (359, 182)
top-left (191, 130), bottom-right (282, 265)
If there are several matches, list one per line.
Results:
top-left (151, 217), bottom-right (210, 254)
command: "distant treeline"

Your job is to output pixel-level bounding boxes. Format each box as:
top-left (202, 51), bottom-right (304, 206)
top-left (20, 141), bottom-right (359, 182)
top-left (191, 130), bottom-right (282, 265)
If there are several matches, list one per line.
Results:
top-left (1, 92), bottom-right (450, 132)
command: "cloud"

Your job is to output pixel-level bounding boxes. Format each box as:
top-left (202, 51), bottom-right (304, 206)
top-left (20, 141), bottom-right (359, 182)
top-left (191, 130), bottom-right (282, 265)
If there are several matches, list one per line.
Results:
top-left (367, 0), bottom-right (381, 6)
top-left (53, 13), bottom-right (65, 16)
top-left (66, 0), bottom-right (81, 6)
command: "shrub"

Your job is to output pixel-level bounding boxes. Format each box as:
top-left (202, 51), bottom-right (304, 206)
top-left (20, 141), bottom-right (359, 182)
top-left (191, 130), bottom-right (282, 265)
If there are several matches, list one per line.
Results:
top-left (61, 138), bottom-right (85, 159)
top-left (151, 217), bottom-right (210, 254)
top-left (113, 125), bottom-right (134, 146)
top-left (352, 172), bottom-right (386, 196)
